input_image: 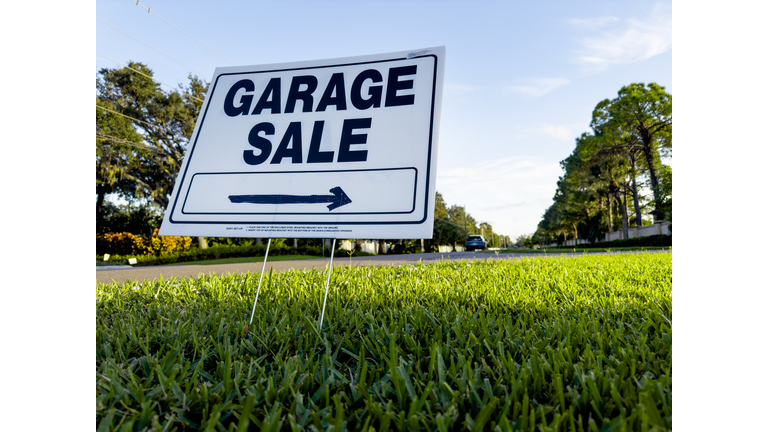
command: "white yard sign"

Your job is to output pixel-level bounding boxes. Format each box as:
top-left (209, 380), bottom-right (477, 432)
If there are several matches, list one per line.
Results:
top-left (159, 47), bottom-right (445, 239)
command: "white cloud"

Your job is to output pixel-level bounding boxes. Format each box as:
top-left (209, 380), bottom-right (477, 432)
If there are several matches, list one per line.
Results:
top-left (571, 3), bottom-right (672, 73)
top-left (540, 124), bottom-right (573, 142)
top-left (564, 16), bottom-right (619, 30)
top-left (505, 78), bottom-right (570, 97)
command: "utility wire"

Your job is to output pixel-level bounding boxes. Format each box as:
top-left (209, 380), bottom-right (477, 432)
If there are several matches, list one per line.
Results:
top-left (131, 0), bottom-right (235, 65)
top-left (97, 52), bottom-right (205, 104)
top-left (97, 105), bottom-right (156, 129)
top-left (97, 17), bottom-right (211, 80)
top-left (436, 217), bottom-right (468, 234)
top-left (97, 133), bottom-right (166, 154)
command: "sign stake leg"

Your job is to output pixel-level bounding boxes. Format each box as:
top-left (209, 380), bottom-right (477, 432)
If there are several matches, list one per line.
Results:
top-left (249, 238), bottom-right (272, 325)
top-left (319, 238), bottom-right (336, 331)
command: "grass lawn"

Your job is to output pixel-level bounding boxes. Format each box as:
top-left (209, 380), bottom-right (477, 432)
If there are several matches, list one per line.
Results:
top-left (163, 254), bottom-right (324, 266)
top-left (480, 246), bottom-right (671, 254)
top-left (97, 253), bottom-right (671, 431)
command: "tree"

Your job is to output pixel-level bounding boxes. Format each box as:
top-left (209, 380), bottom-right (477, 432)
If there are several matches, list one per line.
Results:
top-left (96, 99), bottom-right (147, 226)
top-left (434, 192), bottom-right (449, 220)
top-left (97, 62), bottom-right (207, 210)
top-left (538, 132), bottom-right (630, 245)
top-left (422, 192), bottom-right (461, 252)
top-left (537, 204), bottom-right (563, 246)
top-left (432, 217), bottom-right (466, 252)
top-left (535, 82), bottom-right (671, 246)
top-left (448, 205), bottom-right (476, 236)
top-left (479, 222), bottom-right (493, 242)
top-left (590, 83), bottom-right (671, 221)
top-left (96, 62), bottom-right (208, 244)
top-left (576, 133), bottom-right (633, 240)
top-left (657, 164), bottom-right (672, 223)
top-left (98, 201), bottom-right (163, 236)
top-left (538, 141), bottom-right (610, 246)
top-left (580, 128), bottom-right (646, 230)
top-left (557, 151), bottom-right (600, 243)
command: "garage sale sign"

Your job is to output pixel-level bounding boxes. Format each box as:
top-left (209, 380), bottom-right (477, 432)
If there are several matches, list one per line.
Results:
top-left (159, 47), bottom-right (445, 239)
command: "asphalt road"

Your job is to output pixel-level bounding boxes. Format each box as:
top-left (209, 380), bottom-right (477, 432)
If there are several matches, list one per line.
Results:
top-left (96, 249), bottom-right (669, 285)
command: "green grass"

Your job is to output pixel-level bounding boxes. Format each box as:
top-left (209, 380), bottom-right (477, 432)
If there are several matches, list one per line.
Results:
top-left (97, 253), bottom-right (671, 431)
top-left (163, 254), bottom-right (324, 266)
top-left (480, 246), bottom-right (672, 254)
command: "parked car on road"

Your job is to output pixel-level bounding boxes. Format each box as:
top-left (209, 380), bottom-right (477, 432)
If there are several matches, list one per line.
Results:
top-left (465, 235), bottom-right (487, 251)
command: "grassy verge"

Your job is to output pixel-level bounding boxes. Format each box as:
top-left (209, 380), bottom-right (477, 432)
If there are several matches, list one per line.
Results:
top-left (164, 254), bottom-right (324, 266)
top-left (97, 246), bottom-right (377, 267)
top-left (97, 254), bottom-right (671, 431)
top-left (480, 246), bottom-right (672, 254)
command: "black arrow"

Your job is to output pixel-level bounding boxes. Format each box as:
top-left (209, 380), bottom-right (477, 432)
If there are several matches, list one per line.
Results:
top-left (228, 186), bottom-right (352, 211)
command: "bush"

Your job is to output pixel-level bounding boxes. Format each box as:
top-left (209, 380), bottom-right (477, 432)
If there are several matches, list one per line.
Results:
top-left (97, 242), bottom-right (347, 266)
top-left (96, 230), bottom-right (194, 256)
top-left (392, 239), bottom-right (421, 254)
top-left (551, 234), bottom-right (672, 249)
top-left (206, 237), bottom-right (255, 248)
top-left (96, 232), bottom-right (146, 256)
top-left (144, 229), bottom-right (194, 255)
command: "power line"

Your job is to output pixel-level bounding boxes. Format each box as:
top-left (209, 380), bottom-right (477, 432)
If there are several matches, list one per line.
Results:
top-left (97, 17), bottom-right (211, 80)
top-left (435, 217), bottom-right (468, 234)
top-left (96, 52), bottom-right (205, 104)
top-left (97, 133), bottom-right (166, 154)
top-left (97, 105), bottom-right (156, 129)
top-left (131, 0), bottom-right (235, 65)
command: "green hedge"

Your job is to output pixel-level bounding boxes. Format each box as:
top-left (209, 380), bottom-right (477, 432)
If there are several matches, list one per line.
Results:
top-left (97, 243), bottom-right (361, 266)
top-left (552, 234), bottom-right (671, 249)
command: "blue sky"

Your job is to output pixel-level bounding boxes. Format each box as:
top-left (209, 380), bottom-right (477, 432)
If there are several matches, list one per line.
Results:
top-left (96, 0), bottom-right (672, 239)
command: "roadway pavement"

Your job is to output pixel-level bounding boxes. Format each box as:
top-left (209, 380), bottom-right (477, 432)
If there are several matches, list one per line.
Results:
top-left (96, 249), bottom-right (670, 285)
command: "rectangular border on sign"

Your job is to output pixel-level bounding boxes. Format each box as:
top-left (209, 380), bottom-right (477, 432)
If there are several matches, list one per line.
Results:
top-left (181, 167), bottom-right (418, 215)
top-left (168, 53), bottom-right (439, 226)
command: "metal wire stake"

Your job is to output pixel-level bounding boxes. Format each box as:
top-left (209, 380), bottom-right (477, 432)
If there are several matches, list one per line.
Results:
top-left (319, 238), bottom-right (336, 331)
top-left (249, 238), bottom-right (271, 325)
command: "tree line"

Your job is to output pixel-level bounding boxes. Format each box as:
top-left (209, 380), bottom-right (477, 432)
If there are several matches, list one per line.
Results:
top-left (96, 62), bottom-right (510, 251)
top-left (533, 83), bottom-right (672, 246)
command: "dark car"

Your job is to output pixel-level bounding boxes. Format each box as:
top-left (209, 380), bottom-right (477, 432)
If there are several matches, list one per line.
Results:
top-left (465, 235), bottom-right (487, 251)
